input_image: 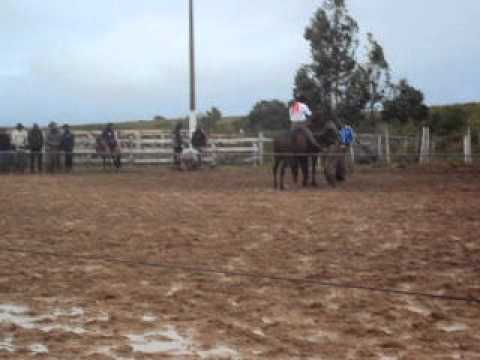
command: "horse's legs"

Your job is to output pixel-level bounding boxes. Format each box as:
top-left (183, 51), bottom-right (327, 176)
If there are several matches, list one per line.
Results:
top-left (311, 155), bottom-right (318, 187)
top-left (280, 159), bottom-right (289, 191)
top-left (299, 156), bottom-right (309, 187)
top-left (290, 156), bottom-right (299, 185)
top-left (273, 157), bottom-right (280, 189)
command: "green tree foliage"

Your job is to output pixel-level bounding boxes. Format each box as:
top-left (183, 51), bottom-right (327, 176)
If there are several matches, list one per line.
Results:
top-left (247, 100), bottom-right (290, 131)
top-left (428, 108), bottom-right (468, 136)
top-left (382, 79), bottom-right (429, 124)
top-left (337, 66), bottom-right (370, 126)
top-left (198, 106), bottom-right (222, 131)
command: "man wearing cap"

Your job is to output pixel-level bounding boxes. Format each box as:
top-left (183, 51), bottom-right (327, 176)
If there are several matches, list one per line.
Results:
top-left (10, 123), bottom-right (28, 173)
top-left (28, 123), bottom-right (44, 173)
top-left (61, 124), bottom-right (75, 172)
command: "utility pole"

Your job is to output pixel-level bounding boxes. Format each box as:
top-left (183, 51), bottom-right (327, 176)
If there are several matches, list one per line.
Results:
top-left (188, 0), bottom-right (197, 140)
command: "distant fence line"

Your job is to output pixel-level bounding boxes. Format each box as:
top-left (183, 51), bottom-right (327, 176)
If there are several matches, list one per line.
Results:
top-left (2, 127), bottom-right (477, 166)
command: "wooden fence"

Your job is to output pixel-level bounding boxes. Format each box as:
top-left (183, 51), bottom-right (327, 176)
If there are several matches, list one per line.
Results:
top-left (4, 127), bottom-right (477, 166)
top-left (71, 130), bottom-right (266, 166)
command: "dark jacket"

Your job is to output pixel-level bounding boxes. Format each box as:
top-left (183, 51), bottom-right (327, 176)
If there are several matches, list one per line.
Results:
top-left (192, 129), bottom-right (207, 149)
top-left (28, 128), bottom-right (44, 150)
top-left (0, 133), bottom-right (11, 151)
top-left (101, 128), bottom-right (117, 147)
top-left (46, 129), bottom-right (62, 150)
top-left (61, 131), bottom-right (75, 152)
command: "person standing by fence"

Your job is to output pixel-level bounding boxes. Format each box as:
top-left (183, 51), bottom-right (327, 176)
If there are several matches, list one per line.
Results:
top-left (172, 123), bottom-right (184, 169)
top-left (45, 122), bottom-right (62, 173)
top-left (0, 128), bottom-right (12, 173)
top-left (61, 124), bottom-right (75, 172)
top-left (192, 125), bottom-right (208, 167)
top-left (10, 123), bottom-right (28, 173)
top-left (339, 124), bottom-right (356, 173)
top-left (28, 123), bottom-right (44, 173)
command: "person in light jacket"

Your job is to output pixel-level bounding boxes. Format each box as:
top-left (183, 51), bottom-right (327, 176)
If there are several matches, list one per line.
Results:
top-left (10, 123), bottom-right (28, 173)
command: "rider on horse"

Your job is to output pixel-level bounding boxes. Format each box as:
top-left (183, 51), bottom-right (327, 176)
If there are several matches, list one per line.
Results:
top-left (101, 123), bottom-right (118, 151)
top-left (289, 95), bottom-right (322, 151)
top-left (97, 123), bottom-right (121, 168)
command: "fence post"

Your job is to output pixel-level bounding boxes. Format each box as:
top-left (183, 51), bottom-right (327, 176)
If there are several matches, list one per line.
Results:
top-left (464, 127), bottom-right (472, 164)
top-left (377, 134), bottom-right (383, 162)
top-left (258, 132), bottom-right (265, 166)
top-left (384, 126), bottom-right (391, 165)
top-left (419, 126), bottom-right (430, 164)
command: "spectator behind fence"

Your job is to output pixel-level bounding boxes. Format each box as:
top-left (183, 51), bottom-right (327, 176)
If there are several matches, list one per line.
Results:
top-left (61, 124), bottom-right (75, 172)
top-left (172, 123), bottom-right (183, 169)
top-left (192, 125), bottom-right (208, 166)
top-left (28, 123), bottom-right (44, 173)
top-left (10, 123), bottom-right (28, 173)
top-left (0, 128), bottom-right (12, 173)
top-left (46, 122), bottom-right (62, 173)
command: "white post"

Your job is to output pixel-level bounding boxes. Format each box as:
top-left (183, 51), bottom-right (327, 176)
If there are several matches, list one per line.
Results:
top-left (377, 134), bottom-right (383, 162)
top-left (464, 127), bottom-right (472, 164)
top-left (384, 126), bottom-right (391, 165)
top-left (189, 111), bottom-right (197, 141)
top-left (403, 137), bottom-right (409, 157)
top-left (420, 126), bottom-right (430, 164)
top-left (258, 132), bottom-right (264, 166)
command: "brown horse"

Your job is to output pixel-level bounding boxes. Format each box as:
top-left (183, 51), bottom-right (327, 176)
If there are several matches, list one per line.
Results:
top-left (273, 127), bottom-right (319, 190)
top-left (273, 115), bottom-right (342, 190)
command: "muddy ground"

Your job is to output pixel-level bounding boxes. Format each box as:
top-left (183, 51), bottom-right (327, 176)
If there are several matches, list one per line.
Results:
top-left (0, 165), bottom-right (479, 359)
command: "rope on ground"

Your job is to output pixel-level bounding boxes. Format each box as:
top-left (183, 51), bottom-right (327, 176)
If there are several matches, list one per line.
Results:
top-left (3, 247), bottom-right (480, 305)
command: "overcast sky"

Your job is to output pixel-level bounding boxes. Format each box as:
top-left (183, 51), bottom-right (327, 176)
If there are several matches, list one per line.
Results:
top-left (0, 0), bottom-right (479, 125)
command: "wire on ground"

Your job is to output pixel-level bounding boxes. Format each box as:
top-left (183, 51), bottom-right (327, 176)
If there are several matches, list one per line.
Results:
top-left (4, 247), bottom-right (480, 305)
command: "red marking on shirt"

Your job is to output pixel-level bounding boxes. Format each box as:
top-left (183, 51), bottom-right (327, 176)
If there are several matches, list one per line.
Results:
top-left (292, 101), bottom-right (301, 115)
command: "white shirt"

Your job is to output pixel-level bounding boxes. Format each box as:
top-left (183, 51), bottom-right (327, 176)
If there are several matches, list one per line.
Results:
top-left (10, 129), bottom-right (28, 148)
top-left (289, 102), bottom-right (312, 123)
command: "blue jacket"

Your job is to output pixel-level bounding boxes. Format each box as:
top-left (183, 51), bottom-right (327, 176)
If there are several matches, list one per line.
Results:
top-left (339, 126), bottom-right (355, 145)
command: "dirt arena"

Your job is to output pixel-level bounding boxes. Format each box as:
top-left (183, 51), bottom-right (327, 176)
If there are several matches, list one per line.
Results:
top-left (0, 165), bottom-right (479, 359)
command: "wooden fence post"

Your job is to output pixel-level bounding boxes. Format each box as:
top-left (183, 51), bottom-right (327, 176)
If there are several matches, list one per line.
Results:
top-left (384, 126), bottom-right (391, 165)
top-left (258, 132), bottom-right (265, 166)
top-left (419, 126), bottom-right (430, 164)
top-left (464, 127), bottom-right (472, 164)
top-left (377, 134), bottom-right (383, 162)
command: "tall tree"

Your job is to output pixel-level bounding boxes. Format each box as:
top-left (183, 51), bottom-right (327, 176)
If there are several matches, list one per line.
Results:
top-left (294, 0), bottom-right (359, 122)
top-left (382, 79), bottom-right (429, 124)
top-left (337, 65), bottom-right (370, 126)
top-left (365, 33), bottom-right (390, 122)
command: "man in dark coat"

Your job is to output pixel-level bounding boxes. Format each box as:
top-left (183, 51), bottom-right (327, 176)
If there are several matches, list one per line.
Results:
top-left (191, 125), bottom-right (208, 166)
top-left (45, 122), bottom-right (62, 173)
top-left (28, 123), bottom-right (44, 173)
top-left (61, 124), bottom-right (75, 172)
top-left (0, 128), bottom-right (12, 173)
